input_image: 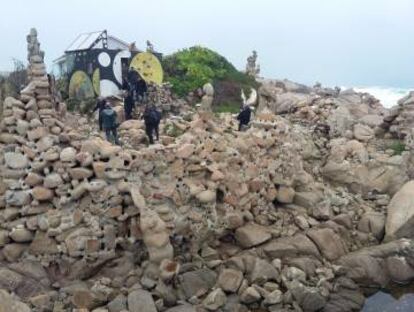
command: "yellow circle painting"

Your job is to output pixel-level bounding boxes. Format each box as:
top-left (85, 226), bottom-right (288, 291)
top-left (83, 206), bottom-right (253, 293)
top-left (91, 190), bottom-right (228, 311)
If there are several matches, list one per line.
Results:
top-left (68, 70), bottom-right (95, 99)
top-left (129, 52), bottom-right (163, 85)
top-left (92, 68), bottom-right (100, 95)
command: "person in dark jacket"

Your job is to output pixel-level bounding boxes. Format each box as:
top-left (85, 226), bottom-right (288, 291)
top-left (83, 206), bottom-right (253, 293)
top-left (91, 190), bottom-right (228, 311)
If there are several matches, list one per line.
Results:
top-left (142, 104), bottom-right (161, 144)
top-left (122, 70), bottom-right (138, 120)
top-left (93, 97), bottom-right (106, 130)
top-left (122, 80), bottom-right (134, 120)
top-left (101, 102), bottom-right (120, 145)
top-left (237, 105), bottom-right (252, 131)
top-left (136, 76), bottom-right (148, 104)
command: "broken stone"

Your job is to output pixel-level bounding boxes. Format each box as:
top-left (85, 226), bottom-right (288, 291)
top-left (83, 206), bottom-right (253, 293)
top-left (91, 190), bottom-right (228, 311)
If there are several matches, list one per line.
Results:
top-left (307, 228), bottom-right (347, 261)
top-left (276, 186), bottom-right (295, 204)
top-left (235, 223), bottom-right (271, 248)
top-left (4, 152), bottom-right (28, 169)
top-left (72, 289), bottom-right (107, 310)
top-left (196, 189), bottom-right (216, 203)
top-left (202, 288), bottom-right (227, 310)
top-left (217, 268), bottom-right (243, 293)
top-left (240, 286), bottom-right (261, 304)
top-left (0, 289), bottom-right (30, 312)
top-left (127, 289), bottom-right (157, 312)
top-left (180, 269), bottom-right (217, 299)
top-left (10, 227), bottom-right (34, 243)
top-left (32, 186), bottom-right (54, 201)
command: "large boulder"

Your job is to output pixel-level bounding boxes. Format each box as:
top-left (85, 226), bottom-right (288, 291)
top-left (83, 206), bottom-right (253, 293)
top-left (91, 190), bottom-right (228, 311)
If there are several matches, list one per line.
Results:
top-left (385, 181), bottom-right (414, 240)
top-left (337, 239), bottom-right (414, 287)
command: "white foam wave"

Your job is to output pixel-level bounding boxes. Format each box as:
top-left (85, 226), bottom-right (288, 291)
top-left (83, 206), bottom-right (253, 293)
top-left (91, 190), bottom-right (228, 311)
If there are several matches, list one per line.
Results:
top-left (353, 86), bottom-right (412, 108)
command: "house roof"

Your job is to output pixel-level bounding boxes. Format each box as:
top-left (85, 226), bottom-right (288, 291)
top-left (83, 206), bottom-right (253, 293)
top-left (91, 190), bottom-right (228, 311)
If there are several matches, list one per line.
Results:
top-left (65, 30), bottom-right (132, 53)
top-left (65, 30), bottom-right (107, 52)
top-left (107, 35), bottom-right (131, 50)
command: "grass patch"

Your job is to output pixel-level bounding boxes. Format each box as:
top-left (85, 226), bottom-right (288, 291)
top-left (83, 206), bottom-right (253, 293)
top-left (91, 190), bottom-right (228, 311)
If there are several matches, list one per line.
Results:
top-left (213, 101), bottom-right (241, 114)
top-left (388, 140), bottom-right (406, 155)
top-left (165, 123), bottom-right (185, 137)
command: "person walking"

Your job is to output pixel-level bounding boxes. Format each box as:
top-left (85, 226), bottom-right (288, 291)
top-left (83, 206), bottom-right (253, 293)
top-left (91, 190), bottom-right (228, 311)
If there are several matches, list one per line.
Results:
top-left (142, 104), bottom-right (161, 144)
top-left (136, 76), bottom-right (148, 105)
top-left (101, 101), bottom-right (120, 145)
top-left (237, 105), bottom-right (252, 131)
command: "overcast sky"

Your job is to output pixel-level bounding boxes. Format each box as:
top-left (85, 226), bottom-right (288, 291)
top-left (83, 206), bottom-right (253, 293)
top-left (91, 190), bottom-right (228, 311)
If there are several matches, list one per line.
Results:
top-left (1, 0), bottom-right (413, 88)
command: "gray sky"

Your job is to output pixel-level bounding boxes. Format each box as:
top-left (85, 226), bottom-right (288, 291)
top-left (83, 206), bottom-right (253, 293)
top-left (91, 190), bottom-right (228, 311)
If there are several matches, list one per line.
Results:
top-left (1, 0), bottom-right (413, 88)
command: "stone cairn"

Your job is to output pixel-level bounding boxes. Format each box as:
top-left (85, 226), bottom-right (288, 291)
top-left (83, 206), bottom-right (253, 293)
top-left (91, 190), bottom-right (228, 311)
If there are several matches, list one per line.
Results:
top-left (245, 50), bottom-right (260, 77)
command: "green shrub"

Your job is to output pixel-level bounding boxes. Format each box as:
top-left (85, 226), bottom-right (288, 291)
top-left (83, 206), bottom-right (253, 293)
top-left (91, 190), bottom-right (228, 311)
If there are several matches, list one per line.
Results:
top-left (163, 46), bottom-right (258, 101)
top-left (389, 141), bottom-right (406, 155)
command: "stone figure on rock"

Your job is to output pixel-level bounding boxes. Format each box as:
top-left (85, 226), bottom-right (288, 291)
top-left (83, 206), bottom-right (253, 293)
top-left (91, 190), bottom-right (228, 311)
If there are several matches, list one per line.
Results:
top-left (26, 28), bottom-right (44, 62)
top-left (246, 50), bottom-right (260, 77)
top-left (146, 40), bottom-right (155, 53)
top-left (197, 82), bottom-right (214, 112)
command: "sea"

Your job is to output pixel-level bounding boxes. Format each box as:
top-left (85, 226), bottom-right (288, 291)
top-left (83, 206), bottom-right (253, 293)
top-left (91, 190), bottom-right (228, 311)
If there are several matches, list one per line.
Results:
top-left (352, 86), bottom-right (412, 108)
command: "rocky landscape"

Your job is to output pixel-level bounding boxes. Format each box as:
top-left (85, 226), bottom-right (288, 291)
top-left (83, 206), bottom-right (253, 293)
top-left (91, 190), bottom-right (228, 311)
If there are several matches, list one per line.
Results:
top-left (1, 30), bottom-right (414, 312)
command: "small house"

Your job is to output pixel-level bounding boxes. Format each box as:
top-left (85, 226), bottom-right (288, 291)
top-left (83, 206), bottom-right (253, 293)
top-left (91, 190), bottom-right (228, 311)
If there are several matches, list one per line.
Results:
top-left (53, 30), bottom-right (163, 98)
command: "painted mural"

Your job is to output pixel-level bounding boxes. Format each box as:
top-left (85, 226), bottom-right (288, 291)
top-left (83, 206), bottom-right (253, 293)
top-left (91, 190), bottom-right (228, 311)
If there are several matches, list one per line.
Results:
top-left (129, 52), bottom-right (163, 85)
top-left (92, 68), bottom-right (100, 95)
top-left (68, 70), bottom-right (95, 99)
top-left (66, 49), bottom-right (163, 99)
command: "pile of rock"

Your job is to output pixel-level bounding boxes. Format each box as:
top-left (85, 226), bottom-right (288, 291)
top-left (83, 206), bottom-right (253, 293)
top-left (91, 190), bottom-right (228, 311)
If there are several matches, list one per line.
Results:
top-left (1, 29), bottom-right (414, 312)
top-left (147, 83), bottom-right (188, 115)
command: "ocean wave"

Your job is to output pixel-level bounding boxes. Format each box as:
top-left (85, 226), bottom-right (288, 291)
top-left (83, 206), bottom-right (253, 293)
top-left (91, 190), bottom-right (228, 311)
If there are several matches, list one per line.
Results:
top-left (353, 86), bottom-right (412, 108)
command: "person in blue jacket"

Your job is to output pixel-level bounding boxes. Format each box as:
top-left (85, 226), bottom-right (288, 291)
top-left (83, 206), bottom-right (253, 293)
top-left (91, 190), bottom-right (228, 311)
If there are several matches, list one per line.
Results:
top-left (101, 101), bottom-right (120, 145)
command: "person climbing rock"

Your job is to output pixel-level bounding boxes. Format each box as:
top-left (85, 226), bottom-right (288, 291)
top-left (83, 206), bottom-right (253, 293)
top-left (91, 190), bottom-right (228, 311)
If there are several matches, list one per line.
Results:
top-left (237, 105), bottom-right (252, 131)
top-left (136, 75), bottom-right (148, 105)
top-left (101, 101), bottom-right (120, 145)
top-left (92, 97), bottom-right (106, 131)
top-left (143, 104), bottom-right (161, 144)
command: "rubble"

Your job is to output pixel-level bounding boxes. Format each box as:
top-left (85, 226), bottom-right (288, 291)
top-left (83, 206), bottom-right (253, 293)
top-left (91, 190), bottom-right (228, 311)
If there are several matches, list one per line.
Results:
top-left (0, 28), bottom-right (414, 312)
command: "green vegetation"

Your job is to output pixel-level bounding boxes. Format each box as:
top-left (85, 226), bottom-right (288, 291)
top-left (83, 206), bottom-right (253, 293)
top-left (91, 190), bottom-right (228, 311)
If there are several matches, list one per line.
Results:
top-left (389, 140), bottom-right (406, 155)
top-left (213, 101), bottom-right (240, 114)
top-left (164, 123), bottom-right (185, 137)
top-left (163, 46), bottom-right (258, 111)
top-left (56, 76), bottom-right (69, 100)
top-left (67, 97), bottom-right (96, 115)
top-left (388, 140), bottom-right (405, 155)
